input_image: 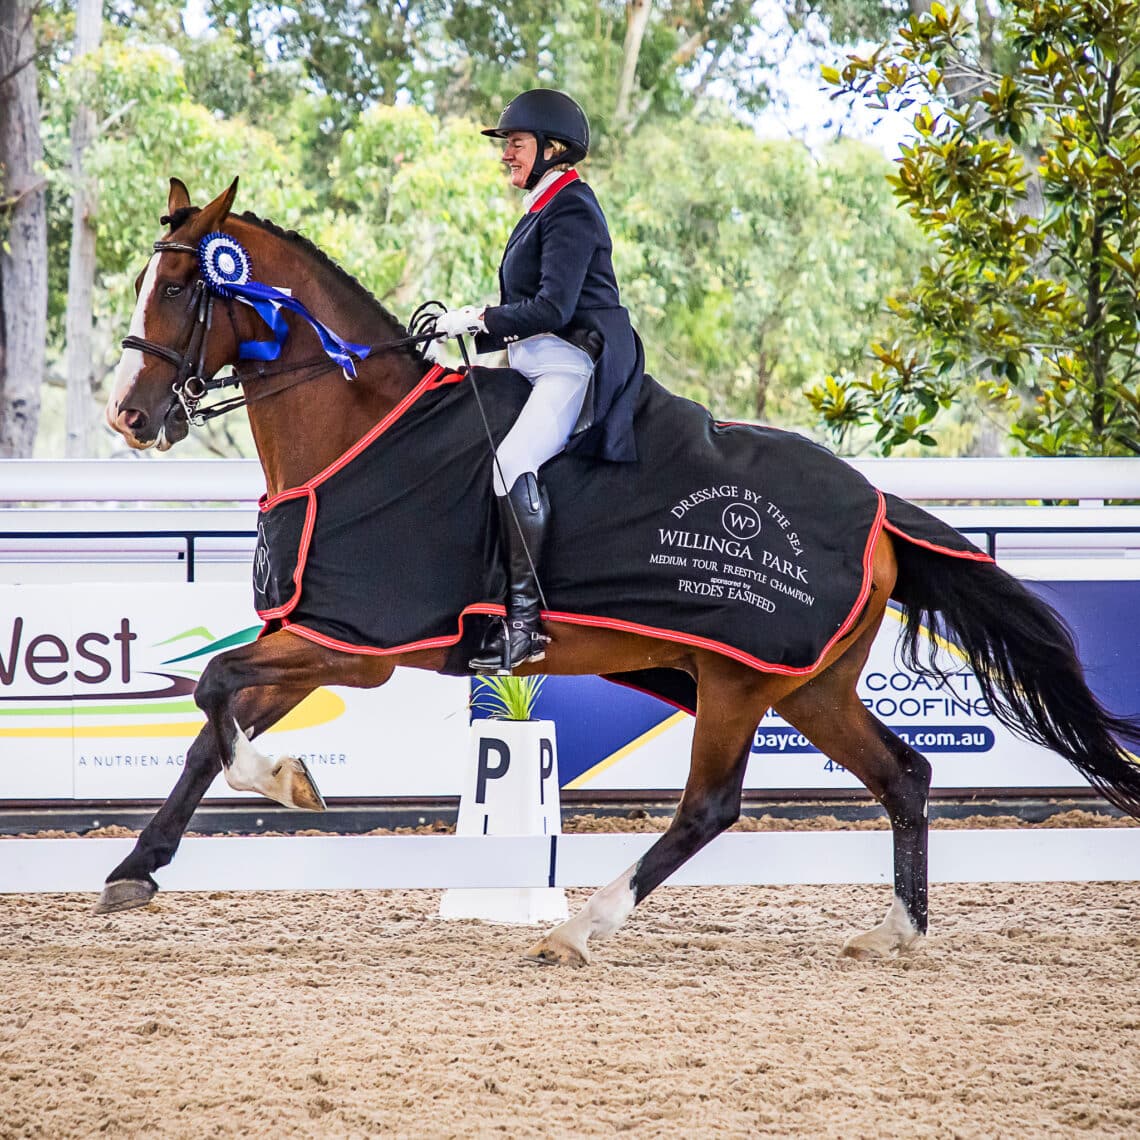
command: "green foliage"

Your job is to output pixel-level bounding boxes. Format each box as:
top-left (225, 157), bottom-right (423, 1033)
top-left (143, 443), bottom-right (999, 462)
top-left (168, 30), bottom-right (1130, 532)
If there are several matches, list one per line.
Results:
top-left (471, 675), bottom-right (546, 721)
top-left (39, 39), bottom-right (313, 441)
top-left (30, 0), bottom-right (934, 458)
top-left (323, 105), bottom-right (516, 310)
top-left (819, 0), bottom-right (1140, 456)
top-left (602, 117), bottom-right (926, 423)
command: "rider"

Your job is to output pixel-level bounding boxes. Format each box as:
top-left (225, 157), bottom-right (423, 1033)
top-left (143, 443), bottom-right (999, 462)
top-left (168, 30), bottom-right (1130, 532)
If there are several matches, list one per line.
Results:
top-left (433, 88), bottom-right (645, 674)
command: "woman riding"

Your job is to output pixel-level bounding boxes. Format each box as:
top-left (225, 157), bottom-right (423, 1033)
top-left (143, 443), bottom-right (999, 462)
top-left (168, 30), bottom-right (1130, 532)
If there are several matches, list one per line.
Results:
top-left (433, 88), bottom-right (645, 674)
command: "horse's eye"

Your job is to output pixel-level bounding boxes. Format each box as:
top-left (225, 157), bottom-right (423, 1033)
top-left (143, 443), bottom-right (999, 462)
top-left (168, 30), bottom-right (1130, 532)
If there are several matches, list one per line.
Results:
top-left (164, 283), bottom-right (184, 298)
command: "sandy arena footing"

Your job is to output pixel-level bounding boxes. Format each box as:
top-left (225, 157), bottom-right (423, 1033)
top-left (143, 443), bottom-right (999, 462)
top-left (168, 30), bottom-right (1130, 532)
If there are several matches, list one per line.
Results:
top-left (2, 881), bottom-right (1138, 1137)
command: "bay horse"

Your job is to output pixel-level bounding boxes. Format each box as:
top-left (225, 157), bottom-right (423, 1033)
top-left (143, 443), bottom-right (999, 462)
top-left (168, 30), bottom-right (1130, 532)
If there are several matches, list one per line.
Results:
top-left (100, 178), bottom-right (1140, 965)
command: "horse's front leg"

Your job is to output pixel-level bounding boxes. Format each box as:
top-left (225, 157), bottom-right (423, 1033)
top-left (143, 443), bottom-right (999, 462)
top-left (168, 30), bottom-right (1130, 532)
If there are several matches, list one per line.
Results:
top-left (95, 684), bottom-right (308, 914)
top-left (195, 630), bottom-right (393, 810)
top-left (95, 632), bottom-right (393, 914)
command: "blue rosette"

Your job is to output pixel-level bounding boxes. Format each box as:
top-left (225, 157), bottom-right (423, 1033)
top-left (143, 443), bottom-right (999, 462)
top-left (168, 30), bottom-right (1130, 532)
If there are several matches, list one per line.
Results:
top-left (199, 232), bottom-right (252, 298)
top-left (195, 231), bottom-right (371, 377)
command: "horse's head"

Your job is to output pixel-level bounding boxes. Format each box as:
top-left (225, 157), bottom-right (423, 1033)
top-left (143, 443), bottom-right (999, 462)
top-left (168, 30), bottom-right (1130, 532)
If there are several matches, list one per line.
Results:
top-left (106, 177), bottom-right (243, 450)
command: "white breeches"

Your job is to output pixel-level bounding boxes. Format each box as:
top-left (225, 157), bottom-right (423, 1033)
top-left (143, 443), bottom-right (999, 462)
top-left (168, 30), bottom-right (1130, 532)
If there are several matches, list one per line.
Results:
top-left (493, 333), bottom-right (594, 496)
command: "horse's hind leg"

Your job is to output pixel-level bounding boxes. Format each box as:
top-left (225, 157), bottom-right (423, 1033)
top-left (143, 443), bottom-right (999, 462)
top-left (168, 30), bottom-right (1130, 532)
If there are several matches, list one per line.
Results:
top-left (95, 682), bottom-right (315, 914)
top-left (774, 623), bottom-right (932, 958)
top-left (526, 656), bottom-right (772, 966)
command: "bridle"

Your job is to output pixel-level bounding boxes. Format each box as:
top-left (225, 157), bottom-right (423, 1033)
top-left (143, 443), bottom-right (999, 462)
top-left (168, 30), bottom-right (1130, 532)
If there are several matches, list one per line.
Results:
top-left (121, 239), bottom-right (446, 425)
top-left (121, 240), bottom-right (221, 424)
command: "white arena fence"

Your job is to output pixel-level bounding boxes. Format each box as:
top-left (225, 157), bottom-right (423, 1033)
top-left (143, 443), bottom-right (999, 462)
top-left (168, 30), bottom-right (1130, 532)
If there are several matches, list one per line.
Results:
top-left (7, 829), bottom-right (1140, 894)
top-left (1, 457), bottom-right (1138, 893)
top-left (2, 457), bottom-right (1139, 582)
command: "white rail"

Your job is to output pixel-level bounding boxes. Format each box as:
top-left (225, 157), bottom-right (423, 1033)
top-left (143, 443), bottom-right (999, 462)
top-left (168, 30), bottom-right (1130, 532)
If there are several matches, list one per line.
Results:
top-left (1, 456), bottom-right (1138, 504)
top-left (4, 830), bottom-right (1140, 893)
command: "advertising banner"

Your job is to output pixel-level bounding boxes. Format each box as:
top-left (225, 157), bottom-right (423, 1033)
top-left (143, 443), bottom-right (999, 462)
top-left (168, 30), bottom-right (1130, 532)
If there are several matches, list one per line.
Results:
top-left (0, 584), bottom-right (468, 800)
top-left (1, 574), bottom-right (1135, 800)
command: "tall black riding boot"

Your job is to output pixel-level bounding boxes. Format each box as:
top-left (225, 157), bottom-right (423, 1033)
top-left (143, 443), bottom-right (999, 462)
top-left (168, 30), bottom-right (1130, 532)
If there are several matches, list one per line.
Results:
top-left (469, 472), bottom-right (550, 674)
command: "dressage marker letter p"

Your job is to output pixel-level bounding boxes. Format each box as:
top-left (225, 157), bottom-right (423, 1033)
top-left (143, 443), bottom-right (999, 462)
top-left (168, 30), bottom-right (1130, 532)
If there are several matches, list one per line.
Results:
top-left (475, 736), bottom-right (511, 804)
top-left (539, 738), bottom-right (554, 805)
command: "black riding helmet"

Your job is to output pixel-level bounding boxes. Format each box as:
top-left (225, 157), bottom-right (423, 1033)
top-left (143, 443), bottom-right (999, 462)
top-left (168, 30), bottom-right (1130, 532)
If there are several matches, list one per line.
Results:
top-left (482, 89), bottom-right (590, 190)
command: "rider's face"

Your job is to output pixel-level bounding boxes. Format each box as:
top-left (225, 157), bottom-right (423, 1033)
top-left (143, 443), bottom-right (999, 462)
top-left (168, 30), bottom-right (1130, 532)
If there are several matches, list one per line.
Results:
top-left (502, 132), bottom-right (538, 188)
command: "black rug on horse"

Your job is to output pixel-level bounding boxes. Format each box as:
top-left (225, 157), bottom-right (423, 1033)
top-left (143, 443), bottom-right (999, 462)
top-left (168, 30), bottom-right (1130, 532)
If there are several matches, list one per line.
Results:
top-left (254, 368), bottom-right (988, 676)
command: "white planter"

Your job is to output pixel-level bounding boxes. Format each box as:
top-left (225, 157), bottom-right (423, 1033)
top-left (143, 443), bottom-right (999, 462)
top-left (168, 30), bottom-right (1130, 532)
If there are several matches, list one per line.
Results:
top-left (439, 719), bottom-right (568, 924)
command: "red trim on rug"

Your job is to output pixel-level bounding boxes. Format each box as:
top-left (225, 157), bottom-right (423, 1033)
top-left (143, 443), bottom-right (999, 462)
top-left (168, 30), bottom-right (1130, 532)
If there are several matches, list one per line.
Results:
top-left (260, 364), bottom-right (459, 509)
top-left (528, 170), bottom-right (580, 214)
top-left (277, 602), bottom-right (505, 657)
top-left (423, 365), bottom-right (466, 390)
top-left (255, 487), bottom-right (317, 620)
top-left (883, 519), bottom-right (994, 564)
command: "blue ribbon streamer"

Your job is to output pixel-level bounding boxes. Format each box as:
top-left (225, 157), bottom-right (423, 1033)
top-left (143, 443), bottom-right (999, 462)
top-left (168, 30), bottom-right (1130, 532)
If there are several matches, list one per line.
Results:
top-left (227, 280), bottom-right (372, 379)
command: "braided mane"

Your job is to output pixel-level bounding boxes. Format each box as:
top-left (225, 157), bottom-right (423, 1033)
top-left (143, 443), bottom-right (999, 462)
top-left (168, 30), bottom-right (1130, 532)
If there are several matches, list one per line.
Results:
top-left (240, 212), bottom-right (428, 366)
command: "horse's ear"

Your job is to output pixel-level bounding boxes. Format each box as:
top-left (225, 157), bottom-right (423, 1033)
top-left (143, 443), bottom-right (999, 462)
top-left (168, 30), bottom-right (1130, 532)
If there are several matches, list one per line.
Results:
top-left (192, 177), bottom-right (240, 234)
top-left (167, 178), bottom-right (192, 218)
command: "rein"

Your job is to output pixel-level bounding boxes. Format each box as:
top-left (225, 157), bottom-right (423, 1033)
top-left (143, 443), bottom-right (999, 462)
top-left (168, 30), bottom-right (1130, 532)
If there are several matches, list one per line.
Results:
top-left (123, 239), bottom-right (444, 424)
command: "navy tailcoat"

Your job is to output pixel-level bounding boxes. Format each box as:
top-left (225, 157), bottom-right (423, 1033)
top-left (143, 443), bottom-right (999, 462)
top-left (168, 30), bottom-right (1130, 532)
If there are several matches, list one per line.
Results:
top-left (475, 172), bottom-right (644, 463)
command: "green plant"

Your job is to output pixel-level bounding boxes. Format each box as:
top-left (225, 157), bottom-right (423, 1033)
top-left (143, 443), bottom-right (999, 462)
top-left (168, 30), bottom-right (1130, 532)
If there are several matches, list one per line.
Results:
top-left (471, 675), bottom-right (546, 721)
top-left (816, 0), bottom-right (1140, 456)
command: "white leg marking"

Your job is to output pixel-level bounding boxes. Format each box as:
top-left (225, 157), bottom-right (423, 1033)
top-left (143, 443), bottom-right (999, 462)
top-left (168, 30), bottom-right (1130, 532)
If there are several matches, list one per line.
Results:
top-left (572, 862), bottom-right (639, 941)
top-left (842, 893), bottom-right (923, 959)
top-left (107, 255), bottom-right (160, 423)
top-left (224, 719), bottom-right (274, 793)
top-left (526, 861), bottom-right (639, 965)
top-left (223, 719), bottom-right (326, 811)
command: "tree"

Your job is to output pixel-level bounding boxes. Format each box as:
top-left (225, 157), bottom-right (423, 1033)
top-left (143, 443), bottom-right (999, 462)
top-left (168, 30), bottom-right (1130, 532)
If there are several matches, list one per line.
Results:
top-left (602, 116), bottom-right (926, 424)
top-left (0, 0), bottom-right (48, 457)
top-left (324, 104), bottom-right (516, 312)
top-left (63, 0), bottom-right (102, 457)
top-left (814, 0), bottom-right (1140, 456)
top-left (37, 40), bottom-right (313, 456)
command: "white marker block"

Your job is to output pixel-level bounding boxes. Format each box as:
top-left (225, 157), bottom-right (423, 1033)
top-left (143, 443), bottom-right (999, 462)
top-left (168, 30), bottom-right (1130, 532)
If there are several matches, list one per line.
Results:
top-left (439, 719), bottom-right (568, 924)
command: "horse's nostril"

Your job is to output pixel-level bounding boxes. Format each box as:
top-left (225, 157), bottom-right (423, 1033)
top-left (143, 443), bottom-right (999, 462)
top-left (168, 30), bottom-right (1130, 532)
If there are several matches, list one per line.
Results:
top-left (120, 408), bottom-right (148, 433)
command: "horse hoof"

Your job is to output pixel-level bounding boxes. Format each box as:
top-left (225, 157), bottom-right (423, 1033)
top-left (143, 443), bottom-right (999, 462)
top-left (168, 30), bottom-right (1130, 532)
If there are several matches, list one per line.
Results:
top-left (840, 929), bottom-right (923, 960)
top-left (840, 937), bottom-right (886, 961)
top-left (523, 936), bottom-right (589, 968)
top-left (93, 879), bottom-right (157, 915)
top-left (273, 755), bottom-right (326, 812)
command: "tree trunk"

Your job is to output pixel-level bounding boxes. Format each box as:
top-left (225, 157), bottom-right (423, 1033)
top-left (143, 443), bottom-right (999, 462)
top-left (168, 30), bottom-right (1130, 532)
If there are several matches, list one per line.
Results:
top-left (64, 0), bottom-right (103, 458)
top-left (616, 0), bottom-right (653, 124)
top-left (755, 348), bottom-right (771, 421)
top-left (0, 0), bottom-right (47, 457)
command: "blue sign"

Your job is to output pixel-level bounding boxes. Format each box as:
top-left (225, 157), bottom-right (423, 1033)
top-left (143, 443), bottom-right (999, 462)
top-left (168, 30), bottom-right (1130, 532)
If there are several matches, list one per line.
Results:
top-left (526, 580), bottom-right (1139, 790)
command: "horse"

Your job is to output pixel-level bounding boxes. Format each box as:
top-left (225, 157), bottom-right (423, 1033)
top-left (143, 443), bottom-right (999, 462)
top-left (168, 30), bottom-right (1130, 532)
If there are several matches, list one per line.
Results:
top-left (99, 177), bottom-right (1140, 965)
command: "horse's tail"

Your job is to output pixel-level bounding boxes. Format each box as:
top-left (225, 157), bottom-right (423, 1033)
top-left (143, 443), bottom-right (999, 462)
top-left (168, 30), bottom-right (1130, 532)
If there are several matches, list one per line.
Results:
top-left (890, 535), bottom-right (1140, 817)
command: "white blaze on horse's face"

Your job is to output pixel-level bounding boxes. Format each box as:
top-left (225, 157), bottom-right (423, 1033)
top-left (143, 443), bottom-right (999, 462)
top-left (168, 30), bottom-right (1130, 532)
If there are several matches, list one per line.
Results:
top-left (106, 253), bottom-right (160, 439)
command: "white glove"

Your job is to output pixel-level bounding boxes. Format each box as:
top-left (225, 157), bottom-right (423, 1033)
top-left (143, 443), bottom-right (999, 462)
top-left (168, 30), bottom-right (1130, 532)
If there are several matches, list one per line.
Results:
top-left (434, 305), bottom-right (487, 338)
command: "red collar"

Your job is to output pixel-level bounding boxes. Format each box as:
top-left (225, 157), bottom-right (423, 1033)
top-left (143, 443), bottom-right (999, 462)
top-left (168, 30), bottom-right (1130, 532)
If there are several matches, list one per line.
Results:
top-left (528, 169), bottom-right (580, 214)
